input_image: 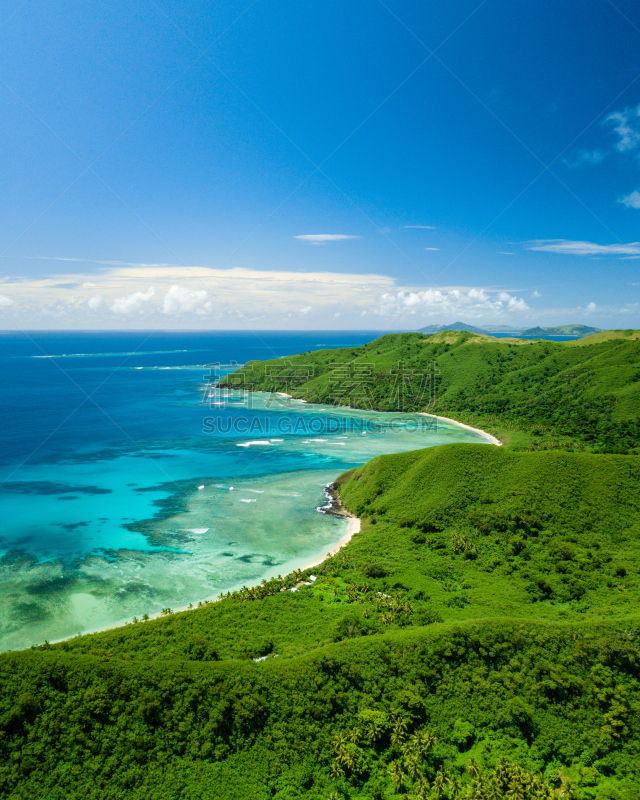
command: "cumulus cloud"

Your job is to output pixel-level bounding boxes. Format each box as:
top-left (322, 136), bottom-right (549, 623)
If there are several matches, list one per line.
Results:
top-left (498, 291), bottom-right (528, 311)
top-left (87, 295), bottom-right (104, 310)
top-left (619, 190), bottom-right (640, 209)
top-left (110, 287), bottom-right (155, 315)
top-left (0, 295), bottom-right (13, 307)
top-left (0, 264), bottom-right (397, 328)
top-left (604, 104), bottom-right (640, 152)
top-left (294, 234), bottom-right (360, 245)
top-left (376, 287), bottom-right (528, 317)
top-left (531, 291), bottom-right (541, 298)
top-left (162, 285), bottom-right (209, 314)
top-left (528, 239), bottom-right (640, 256)
top-left (586, 302), bottom-right (597, 312)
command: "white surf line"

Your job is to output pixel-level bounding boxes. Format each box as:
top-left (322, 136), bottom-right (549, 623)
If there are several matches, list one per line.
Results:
top-left (418, 412), bottom-right (502, 446)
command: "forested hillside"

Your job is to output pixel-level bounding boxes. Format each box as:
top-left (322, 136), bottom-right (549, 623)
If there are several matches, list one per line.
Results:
top-left (3, 445), bottom-right (640, 798)
top-left (221, 330), bottom-right (640, 454)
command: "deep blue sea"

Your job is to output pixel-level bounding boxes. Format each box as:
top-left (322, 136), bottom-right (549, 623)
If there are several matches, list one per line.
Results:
top-left (0, 330), bottom-right (495, 650)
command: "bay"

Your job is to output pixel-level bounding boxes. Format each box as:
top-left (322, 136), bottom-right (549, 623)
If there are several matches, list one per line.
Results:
top-left (0, 330), bottom-right (492, 651)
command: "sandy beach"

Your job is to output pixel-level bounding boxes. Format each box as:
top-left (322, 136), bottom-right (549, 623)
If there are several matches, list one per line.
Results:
top-left (60, 514), bottom-right (363, 643)
top-left (418, 412), bottom-right (502, 446)
top-left (299, 515), bottom-right (361, 572)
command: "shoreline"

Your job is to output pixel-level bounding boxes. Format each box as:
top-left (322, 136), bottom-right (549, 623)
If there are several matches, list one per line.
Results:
top-left (297, 515), bottom-right (361, 572)
top-left (418, 412), bottom-right (502, 447)
top-left (44, 402), bottom-right (492, 647)
top-left (46, 512), bottom-right (361, 646)
top-left (274, 388), bottom-right (501, 447)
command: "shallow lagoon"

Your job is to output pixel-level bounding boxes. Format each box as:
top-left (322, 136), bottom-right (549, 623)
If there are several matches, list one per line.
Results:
top-left (0, 332), bottom-right (491, 650)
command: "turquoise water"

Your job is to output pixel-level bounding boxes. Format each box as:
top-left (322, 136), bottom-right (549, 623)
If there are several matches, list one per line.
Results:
top-left (0, 331), bottom-right (492, 650)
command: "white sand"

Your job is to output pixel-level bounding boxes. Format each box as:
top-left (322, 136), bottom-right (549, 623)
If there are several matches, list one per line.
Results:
top-left (418, 412), bottom-right (502, 446)
top-left (298, 515), bottom-right (361, 572)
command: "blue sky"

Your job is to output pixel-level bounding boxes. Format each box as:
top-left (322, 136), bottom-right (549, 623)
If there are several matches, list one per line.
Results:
top-left (0, 0), bottom-right (639, 329)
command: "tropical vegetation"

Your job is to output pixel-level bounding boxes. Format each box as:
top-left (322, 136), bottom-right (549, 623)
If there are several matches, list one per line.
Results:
top-left (1, 330), bottom-right (640, 798)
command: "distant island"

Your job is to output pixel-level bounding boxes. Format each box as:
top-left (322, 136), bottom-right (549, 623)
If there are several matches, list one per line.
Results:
top-left (417, 320), bottom-right (498, 335)
top-left (417, 321), bottom-right (603, 337)
top-left (520, 324), bottom-right (603, 336)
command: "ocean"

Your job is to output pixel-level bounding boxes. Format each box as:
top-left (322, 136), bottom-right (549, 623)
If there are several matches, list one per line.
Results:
top-left (0, 330), bottom-right (493, 651)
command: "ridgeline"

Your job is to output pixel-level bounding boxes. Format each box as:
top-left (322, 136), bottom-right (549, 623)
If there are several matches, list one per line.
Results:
top-left (221, 329), bottom-right (640, 454)
top-left (1, 331), bottom-right (640, 799)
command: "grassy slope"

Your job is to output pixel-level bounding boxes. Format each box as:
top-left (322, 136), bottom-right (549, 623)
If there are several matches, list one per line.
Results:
top-left (220, 330), bottom-right (640, 453)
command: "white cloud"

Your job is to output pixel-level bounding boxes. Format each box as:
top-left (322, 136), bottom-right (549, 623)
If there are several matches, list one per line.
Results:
top-left (531, 291), bottom-right (541, 298)
top-left (499, 251), bottom-right (515, 255)
top-left (0, 264), bottom-right (396, 328)
top-left (424, 247), bottom-right (440, 251)
top-left (586, 302), bottom-right (597, 312)
top-left (564, 149), bottom-right (606, 167)
top-left (619, 190), bottom-right (640, 209)
top-left (506, 297), bottom-right (528, 311)
top-left (402, 225), bottom-right (437, 229)
top-left (0, 295), bottom-right (13, 307)
top-left (376, 287), bottom-right (528, 317)
top-left (604, 104), bottom-right (640, 152)
top-left (162, 285), bottom-right (209, 314)
top-left (528, 239), bottom-right (640, 256)
top-left (498, 291), bottom-right (529, 311)
top-left (110, 287), bottom-right (155, 315)
top-left (87, 294), bottom-right (104, 310)
top-left (299, 306), bottom-right (312, 314)
top-left (7, 262), bottom-right (634, 329)
top-left (294, 234), bottom-right (360, 245)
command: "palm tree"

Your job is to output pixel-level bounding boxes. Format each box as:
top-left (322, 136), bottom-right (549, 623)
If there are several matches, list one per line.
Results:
top-left (388, 760), bottom-right (406, 794)
top-left (342, 748), bottom-right (356, 771)
top-left (391, 717), bottom-right (408, 746)
top-left (483, 779), bottom-right (501, 800)
top-left (413, 730), bottom-right (437, 756)
top-left (466, 758), bottom-right (481, 780)
top-left (403, 753), bottom-right (421, 782)
top-left (413, 776), bottom-right (431, 800)
top-left (332, 733), bottom-right (347, 753)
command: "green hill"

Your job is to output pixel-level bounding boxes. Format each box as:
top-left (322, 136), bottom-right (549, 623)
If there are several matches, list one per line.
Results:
top-left (520, 325), bottom-right (603, 336)
top-left (221, 329), bottom-right (640, 454)
top-left (3, 445), bottom-right (640, 798)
